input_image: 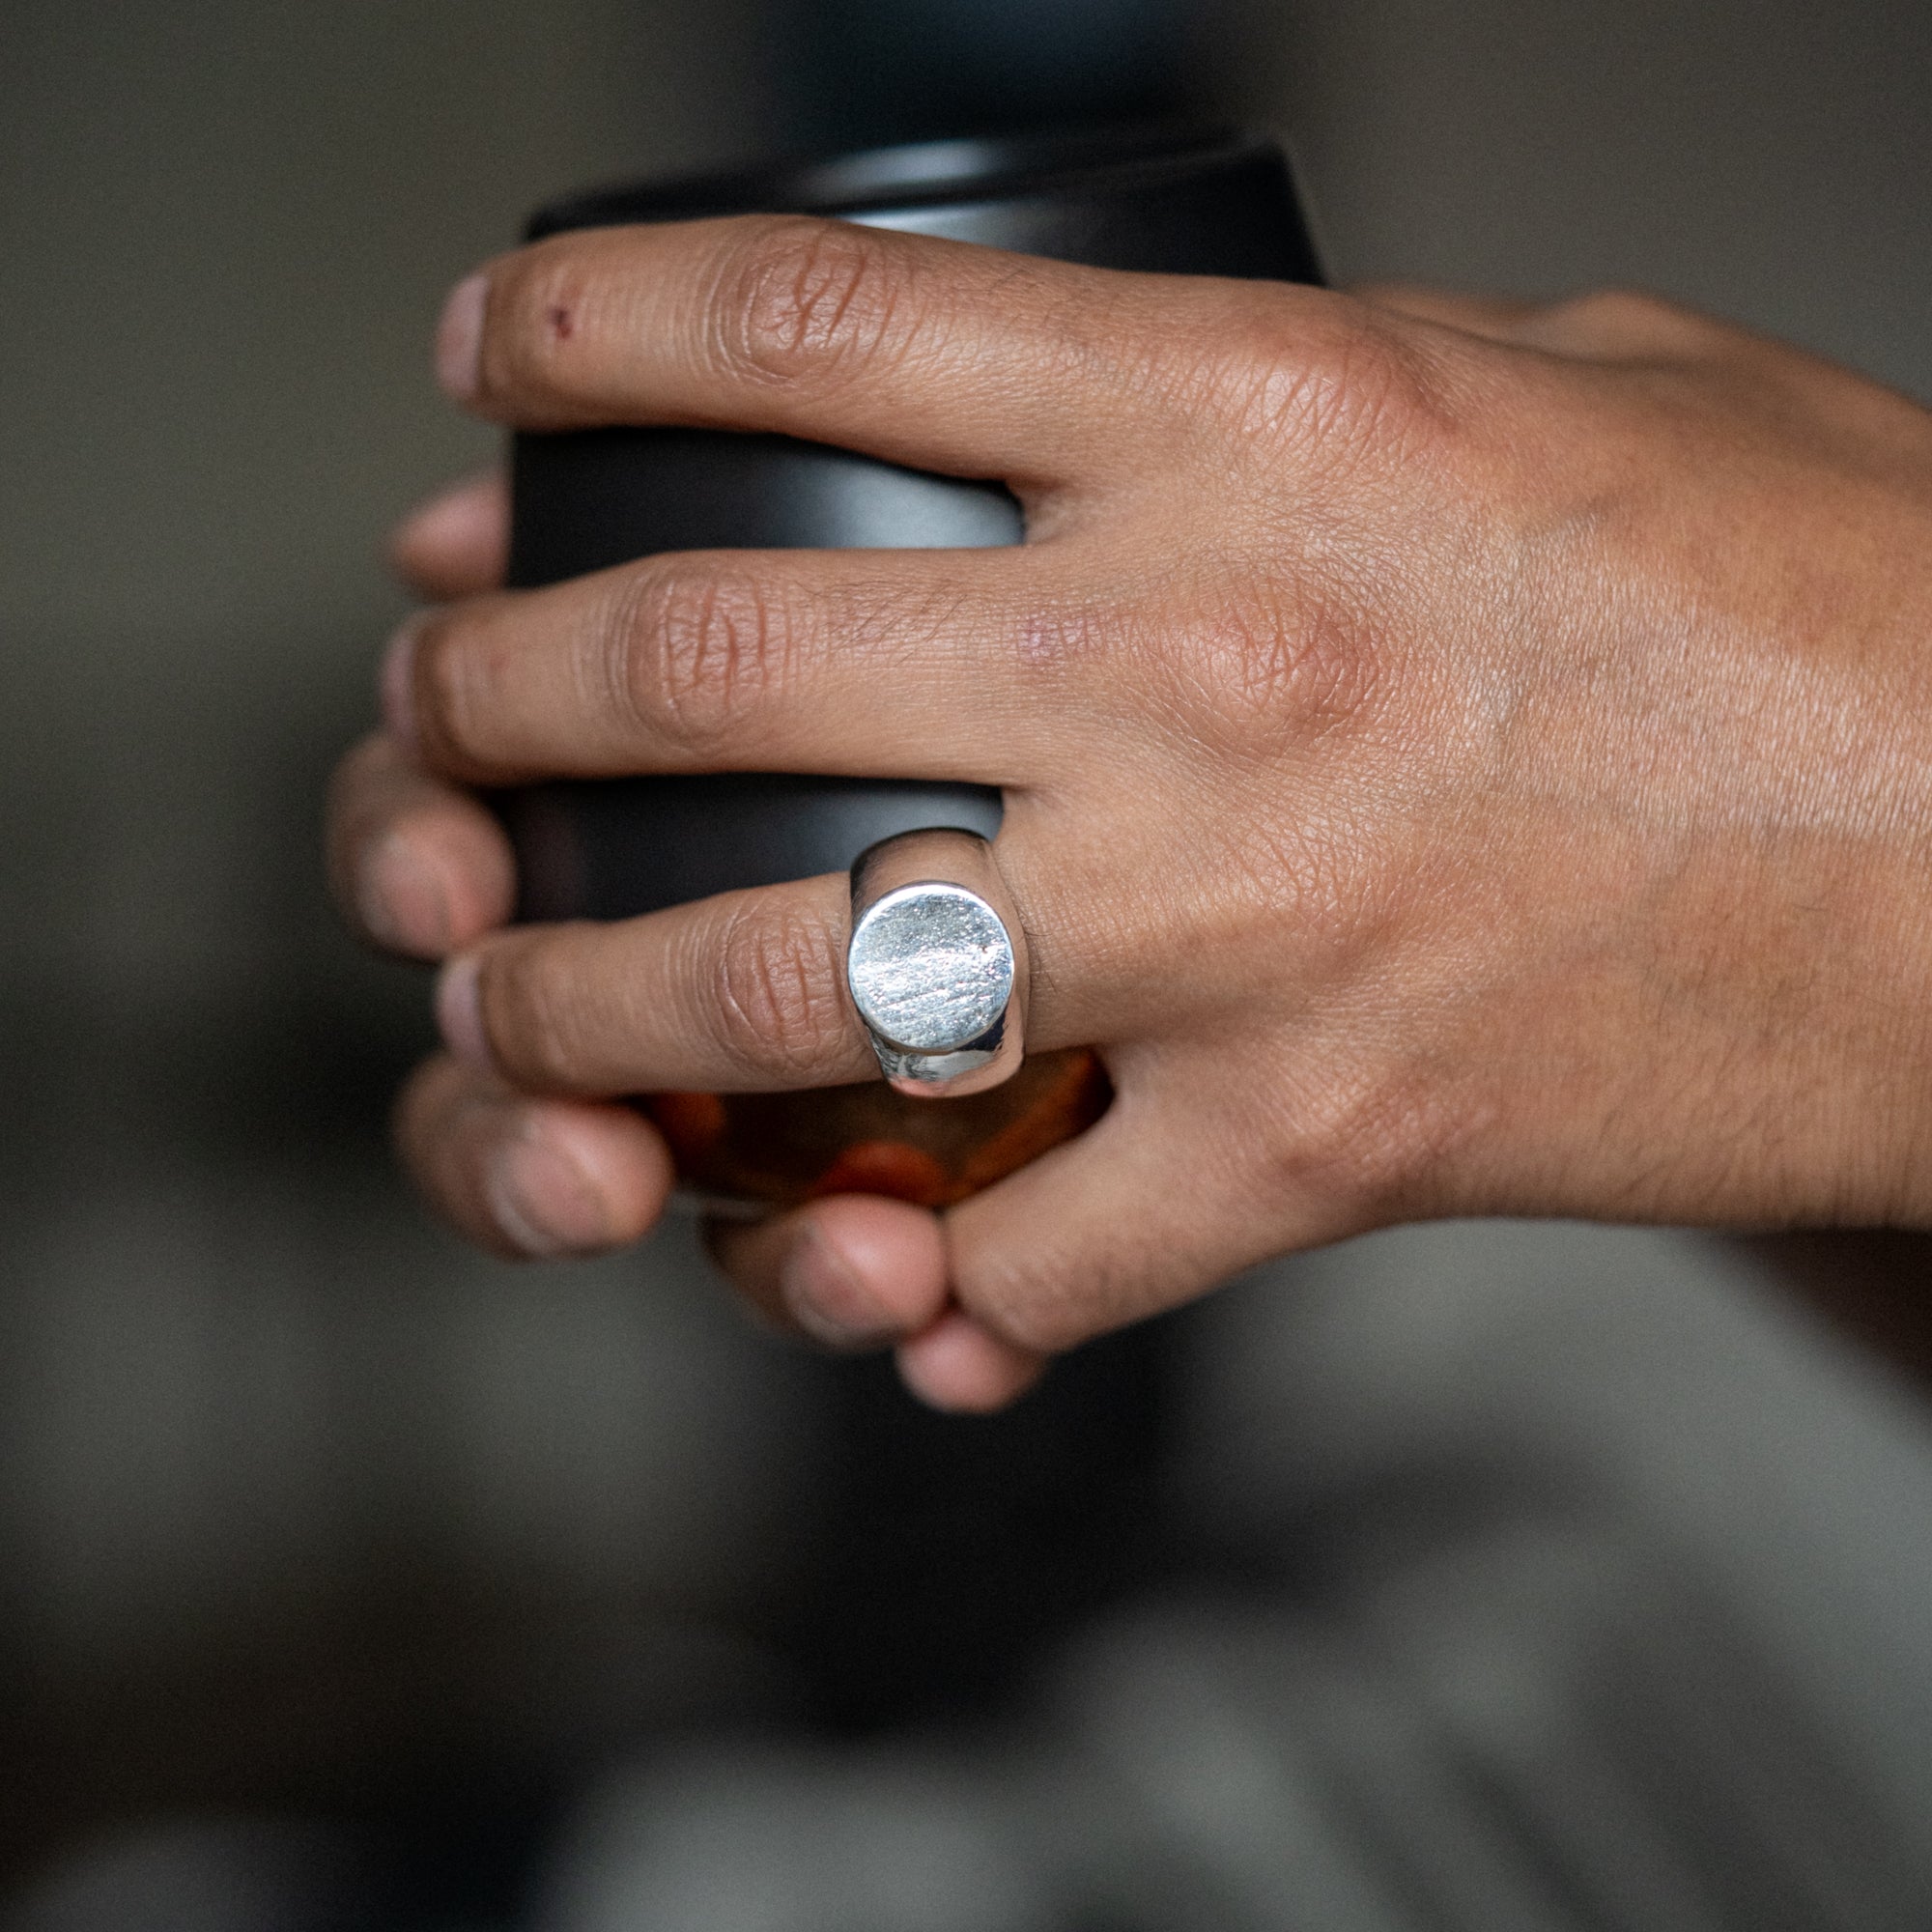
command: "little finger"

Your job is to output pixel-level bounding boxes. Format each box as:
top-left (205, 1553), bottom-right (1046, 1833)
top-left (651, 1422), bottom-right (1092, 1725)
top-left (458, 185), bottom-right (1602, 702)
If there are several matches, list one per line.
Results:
top-left (394, 1052), bottom-right (672, 1259)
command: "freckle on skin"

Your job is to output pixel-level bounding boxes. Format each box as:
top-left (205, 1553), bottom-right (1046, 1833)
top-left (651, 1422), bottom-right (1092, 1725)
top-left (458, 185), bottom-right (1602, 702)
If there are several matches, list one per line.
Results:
top-left (548, 304), bottom-right (574, 341)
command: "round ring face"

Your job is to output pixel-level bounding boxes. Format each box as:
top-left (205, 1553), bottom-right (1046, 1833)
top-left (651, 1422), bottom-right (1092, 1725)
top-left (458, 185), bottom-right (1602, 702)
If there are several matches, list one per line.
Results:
top-left (846, 882), bottom-right (1015, 1054)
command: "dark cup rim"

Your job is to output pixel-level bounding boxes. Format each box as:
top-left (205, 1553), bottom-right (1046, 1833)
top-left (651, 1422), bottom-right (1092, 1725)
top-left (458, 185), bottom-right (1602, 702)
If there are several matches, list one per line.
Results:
top-left (526, 122), bottom-right (1274, 239)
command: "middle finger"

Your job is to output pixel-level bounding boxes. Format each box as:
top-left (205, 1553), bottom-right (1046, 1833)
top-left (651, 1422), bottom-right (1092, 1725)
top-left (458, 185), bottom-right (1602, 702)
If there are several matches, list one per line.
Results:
top-left (393, 543), bottom-right (1066, 788)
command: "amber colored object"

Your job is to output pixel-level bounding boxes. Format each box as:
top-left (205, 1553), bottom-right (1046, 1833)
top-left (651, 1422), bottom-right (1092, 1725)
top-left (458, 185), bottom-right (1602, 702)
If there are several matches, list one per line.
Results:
top-left (646, 1048), bottom-right (1111, 1211)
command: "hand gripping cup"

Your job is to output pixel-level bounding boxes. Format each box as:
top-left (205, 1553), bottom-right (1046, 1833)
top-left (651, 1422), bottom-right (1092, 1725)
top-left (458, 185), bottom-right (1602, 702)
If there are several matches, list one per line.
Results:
top-left (498, 126), bottom-right (1322, 1210)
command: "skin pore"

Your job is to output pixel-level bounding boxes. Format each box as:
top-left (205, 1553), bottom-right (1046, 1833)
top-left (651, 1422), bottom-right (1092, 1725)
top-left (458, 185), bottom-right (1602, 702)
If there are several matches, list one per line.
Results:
top-left (326, 215), bottom-right (1932, 1410)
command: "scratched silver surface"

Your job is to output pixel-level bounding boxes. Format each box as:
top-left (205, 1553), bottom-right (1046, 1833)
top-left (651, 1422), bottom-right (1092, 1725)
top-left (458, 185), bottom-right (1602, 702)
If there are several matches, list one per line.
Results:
top-left (845, 883), bottom-right (1015, 1054)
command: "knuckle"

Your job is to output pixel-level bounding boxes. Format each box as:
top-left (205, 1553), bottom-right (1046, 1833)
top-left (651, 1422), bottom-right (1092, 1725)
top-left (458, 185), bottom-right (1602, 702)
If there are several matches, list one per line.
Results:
top-left (608, 560), bottom-right (791, 755)
top-left (1537, 287), bottom-right (1713, 356)
top-left (1156, 582), bottom-right (1386, 760)
top-left (1550, 286), bottom-right (1674, 331)
top-left (707, 899), bottom-right (849, 1081)
top-left (1220, 301), bottom-right (1450, 470)
top-left (710, 215), bottom-right (908, 392)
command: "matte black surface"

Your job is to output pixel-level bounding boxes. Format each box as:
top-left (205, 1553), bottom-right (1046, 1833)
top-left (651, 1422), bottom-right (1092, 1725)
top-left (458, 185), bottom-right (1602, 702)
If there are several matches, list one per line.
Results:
top-left (502, 127), bottom-right (1321, 921)
top-left (522, 126), bottom-right (1317, 279)
top-left (502, 775), bottom-right (1004, 924)
top-left (510, 431), bottom-right (1021, 589)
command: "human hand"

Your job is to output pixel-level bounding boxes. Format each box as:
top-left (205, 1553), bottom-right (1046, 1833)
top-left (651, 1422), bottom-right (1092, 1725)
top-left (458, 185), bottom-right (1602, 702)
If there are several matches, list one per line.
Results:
top-left (328, 215), bottom-right (1932, 1407)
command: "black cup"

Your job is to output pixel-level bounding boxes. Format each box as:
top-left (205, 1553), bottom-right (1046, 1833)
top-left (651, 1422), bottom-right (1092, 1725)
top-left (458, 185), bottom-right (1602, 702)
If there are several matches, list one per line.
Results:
top-left (498, 126), bottom-right (1321, 1208)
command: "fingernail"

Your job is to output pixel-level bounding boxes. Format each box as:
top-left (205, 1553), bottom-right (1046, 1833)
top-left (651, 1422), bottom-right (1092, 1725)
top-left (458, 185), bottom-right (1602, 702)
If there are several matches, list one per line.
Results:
top-left (487, 1126), bottom-right (616, 1256)
top-left (357, 831), bottom-right (453, 955)
top-left (380, 613), bottom-right (424, 753)
top-left (436, 952), bottom-right (493, 1071)
top-left (436, 272), bottom-right (488, 400)
top-left (780, 1226), bottom-right (894, 1349)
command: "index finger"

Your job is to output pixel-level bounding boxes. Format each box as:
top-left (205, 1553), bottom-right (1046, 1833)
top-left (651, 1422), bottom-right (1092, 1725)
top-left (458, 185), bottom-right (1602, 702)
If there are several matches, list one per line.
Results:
top-left (435, 214), bottom-right (1278, 486)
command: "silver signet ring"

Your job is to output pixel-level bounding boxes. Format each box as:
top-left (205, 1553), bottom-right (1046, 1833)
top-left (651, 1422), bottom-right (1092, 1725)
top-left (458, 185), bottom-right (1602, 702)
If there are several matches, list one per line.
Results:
top-left (845, 829), bottom-right (1028, 1098)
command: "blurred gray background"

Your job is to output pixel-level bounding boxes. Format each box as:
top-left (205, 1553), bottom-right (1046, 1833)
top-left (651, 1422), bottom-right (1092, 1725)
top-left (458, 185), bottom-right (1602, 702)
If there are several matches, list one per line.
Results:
top-left (4, 1), bottom-right (1932, 1924)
